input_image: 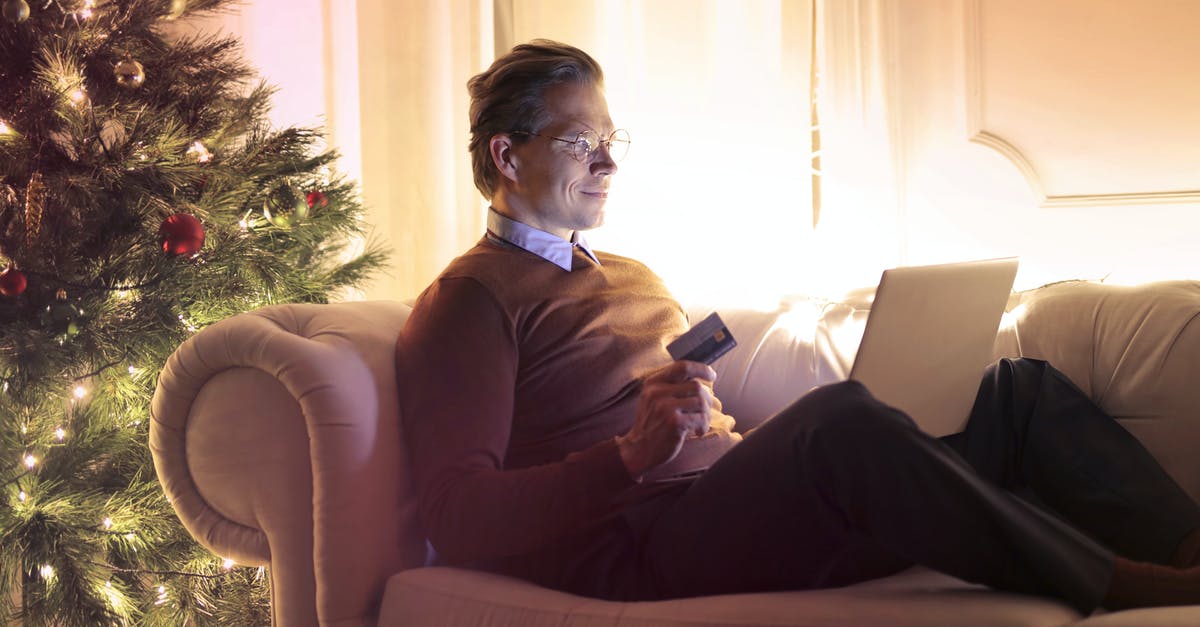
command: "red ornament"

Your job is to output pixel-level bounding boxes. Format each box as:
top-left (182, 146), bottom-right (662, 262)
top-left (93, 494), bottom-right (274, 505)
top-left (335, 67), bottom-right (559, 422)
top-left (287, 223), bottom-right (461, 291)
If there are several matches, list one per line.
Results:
top-left (0, 265), bottom-right (26, 296)
top-left (305, 189), bottom-right (328, 209)
top-left (159, 213), bottom-right (205, 256)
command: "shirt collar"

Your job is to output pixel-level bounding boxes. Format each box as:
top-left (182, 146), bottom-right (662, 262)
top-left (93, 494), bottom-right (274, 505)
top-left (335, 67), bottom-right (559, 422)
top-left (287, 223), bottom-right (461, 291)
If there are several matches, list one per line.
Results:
top-left (485, 208), bottom-right (601, 271)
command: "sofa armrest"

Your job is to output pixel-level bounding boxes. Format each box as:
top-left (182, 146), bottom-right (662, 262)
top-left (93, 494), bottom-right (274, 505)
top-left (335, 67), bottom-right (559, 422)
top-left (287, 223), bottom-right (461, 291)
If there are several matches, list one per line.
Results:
top-left (993, 280), bottom-right (1200, 502)
top-left (150, 301), bottom-right (422, 626)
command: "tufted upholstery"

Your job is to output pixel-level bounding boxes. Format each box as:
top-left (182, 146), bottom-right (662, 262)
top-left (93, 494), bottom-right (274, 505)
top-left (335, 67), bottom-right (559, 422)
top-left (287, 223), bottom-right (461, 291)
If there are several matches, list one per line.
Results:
top-left (150, 281), bottom-right (1200, 626)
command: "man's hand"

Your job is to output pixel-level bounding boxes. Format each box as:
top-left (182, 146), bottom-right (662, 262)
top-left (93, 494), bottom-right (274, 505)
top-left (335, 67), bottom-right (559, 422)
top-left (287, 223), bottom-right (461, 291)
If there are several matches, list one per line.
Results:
top-left (616, 360), bottom-right (717, 480)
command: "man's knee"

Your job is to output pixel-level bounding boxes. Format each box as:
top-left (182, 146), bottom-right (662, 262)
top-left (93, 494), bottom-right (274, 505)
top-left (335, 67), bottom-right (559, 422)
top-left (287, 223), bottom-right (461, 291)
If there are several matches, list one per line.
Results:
top-left (987, 356), bottom-right (1050, 380)
top-left (780, 380), bottom-right (916, 443)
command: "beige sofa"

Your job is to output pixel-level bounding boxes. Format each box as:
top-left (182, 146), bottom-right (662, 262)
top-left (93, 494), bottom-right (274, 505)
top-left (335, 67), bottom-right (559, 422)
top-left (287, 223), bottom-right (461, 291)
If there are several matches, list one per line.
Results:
top-left (149, 280), bottom-right (1200, 626)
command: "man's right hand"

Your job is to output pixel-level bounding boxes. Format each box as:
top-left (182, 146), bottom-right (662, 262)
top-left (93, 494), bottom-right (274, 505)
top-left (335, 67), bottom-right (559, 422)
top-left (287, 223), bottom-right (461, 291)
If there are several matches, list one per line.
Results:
top-left (615, 360), bottom-right (717, 480)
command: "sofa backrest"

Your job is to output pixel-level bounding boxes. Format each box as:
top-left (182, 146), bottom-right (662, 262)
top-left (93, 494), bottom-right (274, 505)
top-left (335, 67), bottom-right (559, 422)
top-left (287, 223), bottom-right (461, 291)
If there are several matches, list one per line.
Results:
top-left (696, 280), bottom-right (1200, 502)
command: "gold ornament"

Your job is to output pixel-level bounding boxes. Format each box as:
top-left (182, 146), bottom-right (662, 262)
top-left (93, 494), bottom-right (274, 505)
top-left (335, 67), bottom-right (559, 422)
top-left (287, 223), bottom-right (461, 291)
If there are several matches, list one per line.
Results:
top-left (262, 183), bottom-right (309, 228)
top-left (114, 58), bottom-right (145, 89)
top-left (24, 172), bottom-right (45, 246)
top-left (2, 0), bottom-right (30, 23)
top-left (166, 0), bottom-right (187, 20)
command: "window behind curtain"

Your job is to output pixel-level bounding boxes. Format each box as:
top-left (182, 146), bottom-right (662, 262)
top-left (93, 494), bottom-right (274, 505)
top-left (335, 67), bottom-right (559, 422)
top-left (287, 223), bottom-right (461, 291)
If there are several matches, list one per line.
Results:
top-left (496, 0), bottom-right (817, 307)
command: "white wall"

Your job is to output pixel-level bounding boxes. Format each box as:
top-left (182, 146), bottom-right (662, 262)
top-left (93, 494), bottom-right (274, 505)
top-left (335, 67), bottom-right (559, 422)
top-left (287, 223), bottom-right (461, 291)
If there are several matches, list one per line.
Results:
top-left (879, 0), bottom-right (1200, 289)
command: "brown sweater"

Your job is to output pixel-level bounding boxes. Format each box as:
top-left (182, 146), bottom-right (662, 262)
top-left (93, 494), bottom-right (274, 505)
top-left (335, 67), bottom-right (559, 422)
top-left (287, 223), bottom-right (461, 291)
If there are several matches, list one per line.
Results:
top-left (396, 236), bottom-right (690, 565)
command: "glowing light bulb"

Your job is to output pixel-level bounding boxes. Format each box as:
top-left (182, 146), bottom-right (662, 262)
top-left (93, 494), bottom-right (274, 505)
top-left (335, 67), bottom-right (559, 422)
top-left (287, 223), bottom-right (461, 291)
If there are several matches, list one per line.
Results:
top-left (127, 365), bottom-right (137, 375)
top-left (186, 141), bottom-right (212, 163)
top-left (222, 558), bottom-right (235, 569)
top-left (103, 517), bottom-right (113, 529)
top-left (73, 385), bottom-right (87, 399)
top-left (40, 565), bottom-right (54, 579)
top-left (55, 427), bottom-right (65, 441)
top-left (18, 491), bottom-right (26, 502)
top-left (24, 454), bottom-right (36, 469)
top-left (70, 88), bottom-right (87, 105)
top-left (0, 120), bottom-right (10, 134)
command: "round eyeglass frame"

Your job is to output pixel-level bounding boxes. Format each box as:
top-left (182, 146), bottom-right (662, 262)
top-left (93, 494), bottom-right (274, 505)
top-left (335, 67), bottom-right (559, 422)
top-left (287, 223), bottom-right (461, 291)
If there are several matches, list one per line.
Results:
top-left (512, 128), bottom-right (631, 162)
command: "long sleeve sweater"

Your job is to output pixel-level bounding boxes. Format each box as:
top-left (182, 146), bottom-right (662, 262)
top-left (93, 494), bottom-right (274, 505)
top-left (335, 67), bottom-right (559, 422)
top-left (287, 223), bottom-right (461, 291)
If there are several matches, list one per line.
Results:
top-left (395, 236), bottom-right (691, 565)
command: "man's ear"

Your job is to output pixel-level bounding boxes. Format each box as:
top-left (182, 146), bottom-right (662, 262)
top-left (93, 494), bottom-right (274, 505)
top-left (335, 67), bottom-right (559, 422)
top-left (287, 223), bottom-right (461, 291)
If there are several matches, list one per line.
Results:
top-left (490, 134), bottom-right (520, 183)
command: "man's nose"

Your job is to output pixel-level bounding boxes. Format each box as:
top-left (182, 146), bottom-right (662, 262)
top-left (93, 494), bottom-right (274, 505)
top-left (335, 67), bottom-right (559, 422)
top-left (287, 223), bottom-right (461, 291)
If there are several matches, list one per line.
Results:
top-left (590, 144), bottom-right (618, 176)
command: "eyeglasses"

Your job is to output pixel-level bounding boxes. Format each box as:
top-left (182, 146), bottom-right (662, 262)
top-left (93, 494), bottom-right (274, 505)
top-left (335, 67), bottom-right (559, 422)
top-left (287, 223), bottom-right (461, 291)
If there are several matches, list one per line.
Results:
top-left (512, 128), bottom-right (631, 163)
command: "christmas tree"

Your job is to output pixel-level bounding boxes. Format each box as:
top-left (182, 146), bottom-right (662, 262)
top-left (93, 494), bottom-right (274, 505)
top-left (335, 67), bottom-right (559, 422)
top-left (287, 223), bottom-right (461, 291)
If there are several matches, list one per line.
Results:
top-left (0, 0), bottom-right (386, 623)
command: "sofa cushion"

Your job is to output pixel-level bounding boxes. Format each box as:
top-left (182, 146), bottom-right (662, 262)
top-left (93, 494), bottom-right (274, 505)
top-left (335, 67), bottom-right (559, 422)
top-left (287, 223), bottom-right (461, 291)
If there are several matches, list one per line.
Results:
top-left (378, 566), bottom-right (1081, 626)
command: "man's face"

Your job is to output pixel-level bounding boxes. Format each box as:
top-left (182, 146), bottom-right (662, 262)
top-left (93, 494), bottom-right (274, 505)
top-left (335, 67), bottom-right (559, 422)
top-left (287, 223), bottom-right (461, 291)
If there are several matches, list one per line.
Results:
top-left (505, 82), bottom-right (618, 239)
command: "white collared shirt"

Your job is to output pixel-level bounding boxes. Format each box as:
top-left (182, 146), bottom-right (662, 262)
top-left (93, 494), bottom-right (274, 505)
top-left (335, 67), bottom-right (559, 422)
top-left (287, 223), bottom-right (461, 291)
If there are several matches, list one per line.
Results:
top-left (485, 207), bottom-right (601, 271)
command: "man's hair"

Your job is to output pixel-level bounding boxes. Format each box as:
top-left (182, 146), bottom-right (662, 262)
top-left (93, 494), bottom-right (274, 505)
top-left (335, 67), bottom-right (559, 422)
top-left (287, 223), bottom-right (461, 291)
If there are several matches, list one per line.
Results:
top-left (468, 40), bottom-right (604, 199)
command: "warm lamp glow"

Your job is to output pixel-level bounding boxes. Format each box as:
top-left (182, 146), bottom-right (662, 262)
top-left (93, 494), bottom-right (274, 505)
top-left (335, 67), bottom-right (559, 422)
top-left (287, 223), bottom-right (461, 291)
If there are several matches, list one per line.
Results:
top-left (998, 303), bottom-right (1026, 331)
top-left (773, 299), bottom-right (827, 345)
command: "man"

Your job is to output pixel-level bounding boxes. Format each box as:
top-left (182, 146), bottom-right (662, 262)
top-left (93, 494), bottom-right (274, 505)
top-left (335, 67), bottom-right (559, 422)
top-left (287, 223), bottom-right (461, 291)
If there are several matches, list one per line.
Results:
top-left (396, 39), bottom-right (1200, 612)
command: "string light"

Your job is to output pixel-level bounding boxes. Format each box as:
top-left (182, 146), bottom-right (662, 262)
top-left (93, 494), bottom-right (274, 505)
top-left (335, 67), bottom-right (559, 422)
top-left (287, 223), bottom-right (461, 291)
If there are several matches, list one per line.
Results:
top-left (69, 88), bottom-right (88, 106)
top-left (127, 365), bottom-right (138, 375)
top-left (78, 0), bottom-right (96, 19)
top-left (18, 491), bottom-right (26, 502)
top-left (221, 558), bottom-right (234, 570)
top-left (103, 516), bottom-right (113, 529)
top-left (155, 585), bottom-right (168, 606)
top-left (39, 565), bottom-right (54, 579)
top-left (23, 454), bottom-right (36, 469)
top-left (55, 427), bottom-right (66, 441)
top-left (186, 141), bottom-right (212, 163)
top-left (178, 315), bottom-right (197, 333)
top-left (0, 119), bottom-right (10, 135)
top-left (102, 580), bottom-right (126, 612)
top-left (73, 385), bottom-right (87, 399)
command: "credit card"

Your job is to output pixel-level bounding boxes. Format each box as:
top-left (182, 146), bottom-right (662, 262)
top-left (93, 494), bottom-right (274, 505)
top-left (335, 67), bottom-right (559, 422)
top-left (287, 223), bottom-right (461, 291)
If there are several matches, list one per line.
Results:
top-left (667, 312), bottom-right (737, 364)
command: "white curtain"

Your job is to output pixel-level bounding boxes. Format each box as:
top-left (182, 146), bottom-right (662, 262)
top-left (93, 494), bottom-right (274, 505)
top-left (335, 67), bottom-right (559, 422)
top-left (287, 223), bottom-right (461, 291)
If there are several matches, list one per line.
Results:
top-left (188, 0), bottom-right (904, 306)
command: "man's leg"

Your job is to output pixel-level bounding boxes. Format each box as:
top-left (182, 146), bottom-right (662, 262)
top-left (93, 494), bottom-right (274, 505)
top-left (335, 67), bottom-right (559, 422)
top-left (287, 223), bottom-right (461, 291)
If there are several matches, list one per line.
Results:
top-left (942, 358), bottom-right (1200, 564)
top-left (641, 381), bottom-right (1112, 613)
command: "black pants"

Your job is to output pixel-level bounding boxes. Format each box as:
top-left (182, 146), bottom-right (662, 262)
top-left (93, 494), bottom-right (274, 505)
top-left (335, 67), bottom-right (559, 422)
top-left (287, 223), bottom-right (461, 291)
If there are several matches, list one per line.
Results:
top-left (638, 358), bottom-right (1200, 613)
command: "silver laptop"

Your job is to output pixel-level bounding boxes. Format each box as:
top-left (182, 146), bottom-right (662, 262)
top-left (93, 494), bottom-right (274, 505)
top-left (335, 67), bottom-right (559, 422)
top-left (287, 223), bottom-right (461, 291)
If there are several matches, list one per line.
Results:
top-left (849, 257), bottom-right (1019, 437)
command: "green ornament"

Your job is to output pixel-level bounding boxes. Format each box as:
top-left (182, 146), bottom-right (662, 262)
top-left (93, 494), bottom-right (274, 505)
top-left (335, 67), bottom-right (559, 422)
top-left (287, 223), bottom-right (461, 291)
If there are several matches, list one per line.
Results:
top-left (263, 183), bottom-right (309, 228)
top-left (42, 289), bottom-right (83, 339)
top-left (3, 0), bottom-right (30, 23)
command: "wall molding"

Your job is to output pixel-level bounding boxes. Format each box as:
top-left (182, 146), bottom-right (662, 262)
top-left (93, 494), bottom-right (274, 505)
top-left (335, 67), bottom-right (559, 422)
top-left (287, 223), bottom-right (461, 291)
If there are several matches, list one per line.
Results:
top-left (962, 0), bottom-right (1200, 207)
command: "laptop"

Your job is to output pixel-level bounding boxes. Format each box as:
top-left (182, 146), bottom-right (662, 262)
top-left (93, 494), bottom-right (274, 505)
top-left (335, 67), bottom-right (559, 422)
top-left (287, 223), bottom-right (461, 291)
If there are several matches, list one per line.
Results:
top-left (848, 257), bottom-right (1019, 437)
